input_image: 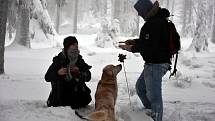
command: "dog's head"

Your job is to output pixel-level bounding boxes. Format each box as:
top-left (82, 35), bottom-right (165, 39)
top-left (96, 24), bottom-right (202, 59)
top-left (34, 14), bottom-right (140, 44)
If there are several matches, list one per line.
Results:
top-left (102, 64), bottom-right (122, 79)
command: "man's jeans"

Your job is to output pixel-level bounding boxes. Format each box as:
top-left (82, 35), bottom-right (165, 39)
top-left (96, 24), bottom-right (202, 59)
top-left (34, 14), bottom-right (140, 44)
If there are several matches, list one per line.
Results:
top-left (136, 63), bottom-right (170, 121)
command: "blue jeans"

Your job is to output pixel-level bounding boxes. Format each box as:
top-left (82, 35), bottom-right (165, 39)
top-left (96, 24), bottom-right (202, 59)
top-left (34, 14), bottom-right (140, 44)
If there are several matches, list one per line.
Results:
top-left (136, 63), bottom-right (170, 121)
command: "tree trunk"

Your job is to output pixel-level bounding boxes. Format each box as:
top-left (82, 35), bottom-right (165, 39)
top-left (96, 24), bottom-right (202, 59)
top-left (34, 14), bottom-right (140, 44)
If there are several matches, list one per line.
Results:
top-left (211, 0), bottom-right (215, 44)
top-left (103, 0), bottom-right (108, 15)
top-left (19, 6), bottom-right (30, 47)
top-left (55, 3), bottom-right (61, 34)
top-left (181, 0), bottom-right (188, 36)
top-left (133, 0), bottom-right (140, 36)
top-left (7, 0), bottom-right (17, 40)
top-left (14, 0), bottom-right (30, 48)
top-left (0, 0), bottom-right (8, 74)
top-left (188, 0), bottom-right (193, 24)
top-left (206, 0), bottom-right (214, 34)
top-left (171, 0), bottom-right (175, 21)
top-left (55, 0), bottom-right (66, 34)
top-left (113, 0), bottom-right (121, 20)
top-left (166, 0), bottom-right (170, 9)
top-left (159, 0), bottom-right (164, 6)
top-left (189, 0), bottom-right (208, 52)
top-left (132, 14), bottom-right (140, 37)
top-left (73, 0), bottom-right (78, 33)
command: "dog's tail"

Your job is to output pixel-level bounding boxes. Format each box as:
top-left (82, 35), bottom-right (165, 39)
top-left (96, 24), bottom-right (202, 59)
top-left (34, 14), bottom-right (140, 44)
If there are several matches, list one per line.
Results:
top-left (87, 110), bottom-right (107, 121)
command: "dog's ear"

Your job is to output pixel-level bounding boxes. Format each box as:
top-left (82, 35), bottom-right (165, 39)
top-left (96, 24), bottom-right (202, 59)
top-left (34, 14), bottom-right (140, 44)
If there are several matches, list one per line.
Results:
top-left (112, 68), bottom-right (118, 76)
top-left (103, 66), bottom-right (114, 76)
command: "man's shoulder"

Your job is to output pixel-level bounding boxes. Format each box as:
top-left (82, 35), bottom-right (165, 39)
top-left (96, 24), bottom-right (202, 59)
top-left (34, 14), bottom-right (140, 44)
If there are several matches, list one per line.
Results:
top-left (52, 52), bottom-right (66, 63)
top-left (149, 17), bottom-right (167, 25)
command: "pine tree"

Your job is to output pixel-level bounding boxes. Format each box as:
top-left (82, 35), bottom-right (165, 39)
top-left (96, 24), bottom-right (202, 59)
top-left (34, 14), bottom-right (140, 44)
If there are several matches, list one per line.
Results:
top-left (15, 0), bottom-right (30, 48)
top-left (170, 0), bottom-right (175, 21)
top-left (9, 0), bottom-right (57, 48)
top-left (73, 0), bottom-right (78, 33)
top-left (55, 0), bottom-right (65, 34)
top-left (56, 0), bottom-right (61, 34)
top-left (189, 0), bottom-right (208, 52)
top-left (112, 0), bottom-right (121, 20)
top-left (166, 0), bottom-right (170, 9)
top-left (7, 0), bottom-right (18, 40)
top-left (211, 0), bottom-right (215, 44)
top-left (181, 0), bottom-right (194, 37)
top-left (181, 0), bottom-right (189, 36)
top-left (188, 0), bottom-right (193, 24)
top-left (0, 0), bottom-right (8, 74)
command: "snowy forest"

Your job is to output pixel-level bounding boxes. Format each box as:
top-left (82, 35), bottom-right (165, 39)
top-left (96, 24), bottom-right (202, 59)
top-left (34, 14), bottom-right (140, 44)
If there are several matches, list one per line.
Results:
top-left (0, 0), bottom-right (215, 121)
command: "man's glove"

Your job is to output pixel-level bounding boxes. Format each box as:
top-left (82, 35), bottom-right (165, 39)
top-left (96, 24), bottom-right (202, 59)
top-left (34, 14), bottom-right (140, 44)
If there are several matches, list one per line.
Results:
top-left (119, 45), bottom-right (133, 52)
top-left (125, 39), bottom-right (136, 45)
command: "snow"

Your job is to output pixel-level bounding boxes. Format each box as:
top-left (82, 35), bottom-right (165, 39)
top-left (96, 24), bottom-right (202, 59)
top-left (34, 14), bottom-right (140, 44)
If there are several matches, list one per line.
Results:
top-left (1, 35), bottom-right (215, 121)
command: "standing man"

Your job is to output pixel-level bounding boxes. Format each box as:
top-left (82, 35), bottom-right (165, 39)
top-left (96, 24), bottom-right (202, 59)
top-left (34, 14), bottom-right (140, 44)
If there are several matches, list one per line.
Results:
top-left (119, 0), bottom-right (175, 121)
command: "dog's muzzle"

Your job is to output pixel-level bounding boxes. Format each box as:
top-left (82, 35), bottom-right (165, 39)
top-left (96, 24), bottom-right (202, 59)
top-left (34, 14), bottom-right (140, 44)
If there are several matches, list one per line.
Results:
top-left (116, 64), bottom-right (122, 71)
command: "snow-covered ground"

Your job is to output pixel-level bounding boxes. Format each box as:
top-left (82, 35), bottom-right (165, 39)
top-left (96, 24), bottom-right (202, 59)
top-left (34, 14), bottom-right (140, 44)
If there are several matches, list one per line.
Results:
top-left (1, 35), bottom-right (215, 121)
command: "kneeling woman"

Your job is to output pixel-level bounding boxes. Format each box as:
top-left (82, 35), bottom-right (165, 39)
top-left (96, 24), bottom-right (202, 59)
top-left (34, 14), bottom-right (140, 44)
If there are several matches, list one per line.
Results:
top-left (45, 36), bottom-right (92, 109)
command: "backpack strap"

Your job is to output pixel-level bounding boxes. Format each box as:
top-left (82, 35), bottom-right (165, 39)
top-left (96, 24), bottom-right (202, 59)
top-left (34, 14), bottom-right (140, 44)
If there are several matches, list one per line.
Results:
top-left (169, 52), bottom-right (178, 78)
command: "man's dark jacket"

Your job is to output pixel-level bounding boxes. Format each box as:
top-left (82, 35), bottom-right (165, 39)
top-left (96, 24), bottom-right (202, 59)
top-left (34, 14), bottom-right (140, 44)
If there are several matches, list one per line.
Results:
top-left (131, 10), bottom-right (171, 64)
top-left (45, 52), bottom-right (92, 108)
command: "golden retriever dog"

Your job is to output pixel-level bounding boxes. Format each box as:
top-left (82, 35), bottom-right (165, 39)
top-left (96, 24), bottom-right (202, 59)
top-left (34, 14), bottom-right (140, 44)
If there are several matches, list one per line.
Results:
top-left (88, 64), bottom-right (122, 121)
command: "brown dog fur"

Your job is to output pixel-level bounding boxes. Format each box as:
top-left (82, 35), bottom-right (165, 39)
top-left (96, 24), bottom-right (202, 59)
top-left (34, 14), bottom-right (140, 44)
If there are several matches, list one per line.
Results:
top-left (88, 64), bottom-right (122, 121)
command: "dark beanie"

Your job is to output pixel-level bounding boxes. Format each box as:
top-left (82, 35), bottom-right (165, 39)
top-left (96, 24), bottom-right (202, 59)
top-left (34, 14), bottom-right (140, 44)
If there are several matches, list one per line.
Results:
top-left (134, 0), bottom-right (160, 19)
top-left (160, 8), bottom-right (171, 17)
top-left (63, 36), bottom-right (78, 52)
top-left (134, 0), bottom-right (153, 19)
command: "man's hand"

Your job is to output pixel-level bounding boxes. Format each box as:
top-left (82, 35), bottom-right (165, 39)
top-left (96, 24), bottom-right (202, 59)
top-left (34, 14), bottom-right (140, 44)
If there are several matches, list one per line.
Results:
top-left (125, 39), bottom-right (135, 45)
top-left (119, 45), bottom-right (133, 52)
top-left (57, 68), bottom-right (67, 76)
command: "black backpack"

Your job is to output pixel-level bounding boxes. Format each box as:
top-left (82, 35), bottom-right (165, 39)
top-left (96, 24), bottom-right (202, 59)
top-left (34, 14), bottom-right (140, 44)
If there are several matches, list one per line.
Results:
top-left (168, 20), bottom-right (181, 78)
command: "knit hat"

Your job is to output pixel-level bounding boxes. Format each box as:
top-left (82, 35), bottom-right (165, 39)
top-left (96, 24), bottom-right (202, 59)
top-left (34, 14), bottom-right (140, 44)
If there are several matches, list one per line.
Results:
top-left (63, 36), bottom-right (78, 52)
top-left (134, 0), bottom-right (160, 19)
top-left (160, 8), bottom-right (171, 17)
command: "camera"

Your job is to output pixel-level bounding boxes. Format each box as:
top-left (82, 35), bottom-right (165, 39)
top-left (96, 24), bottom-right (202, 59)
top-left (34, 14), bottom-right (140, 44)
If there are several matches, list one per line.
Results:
top-left (118, 54), bottom-right (126, 62)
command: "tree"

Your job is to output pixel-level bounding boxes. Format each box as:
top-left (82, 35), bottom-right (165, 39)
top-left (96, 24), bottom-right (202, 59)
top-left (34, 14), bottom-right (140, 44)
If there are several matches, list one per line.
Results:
top-left (111, 0), bottom-right (139, 36)
top-left (181, 0), bottom-right (194, 37)
top-left (55, 0), bottom-right (65, 34)
top-left (7, 0), bottom-right (18, 40)
top-left (166, 0), bottom-right (170, 9)
top-left (188, 0), bottom-right (208, 52)
top-left (188, 0), bottom-right (193, 24)
top-left (170, 0), bottom-right (175, 21)
top-left (73, 0), bottom-right (78, 33)
top-left (112, 0), bottom-right (121, 20)
top-left (132, 16), bottom-right (140, 37)
top-left (206, 0), bottom-right (214, 35)
top-left (0, 0), bottom-right (8, 74)
top-left (181, 0), bottom-right (189, 36)
top-left (14, 0), bottom-right (30, 48)
top-left (9, 0), bottom-right (57, 48)
top-left (92, 0), bottom-right (107, 18)
top-left (211, 0), bottom-right (215, 44)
